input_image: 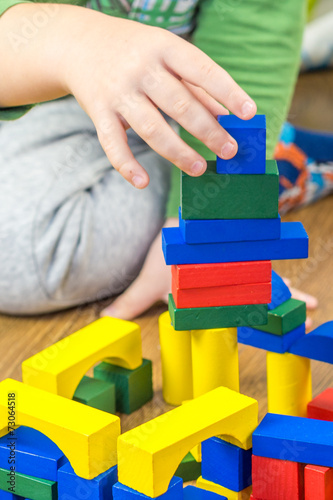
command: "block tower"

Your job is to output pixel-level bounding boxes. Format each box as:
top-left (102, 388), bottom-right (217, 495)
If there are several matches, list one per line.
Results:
top-left (160, 114), bottom-right (309, 405)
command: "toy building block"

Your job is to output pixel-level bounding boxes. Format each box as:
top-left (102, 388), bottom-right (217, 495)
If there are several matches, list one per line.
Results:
top-left (0, 426), bottom-right (67, 482)
top-left (252, 455), bottom-right (305, 500)
top-left (255, 298), bottom-right (306, 335)
top-left (158, 311), bottom-right (193, 406)
top-left (94, 359), bottom-right (153, 414)
top-left (172, 261), bottom-right (272, 290)
top-left (22, 317), bottom-right (142, 400)
top-left (179, 208), bottom-right (281, 244)
top-left (183, 485), bottom-right (227, 500)
top-left (267, 351), bottom-right (312, 417)
top-left (169, 295), bottom-right (268, 331)
top-left (268, 270), bottom-right (292, 310)
top-left (304, 464), bottom-right (333, 500)
top-left (113, 477), bottom-right (183, 500)
top-left (58, 461), bottom-right (118, 500)
top-left (0, 492), bottom-right (21, 499)
top-left (201, 437), bottom-right (252, 491)
top-left (175, 452), bottom-right (201, 482)
top-left (73, 375), bottom-right (116, 414)
top-left (0, 467), bottom-right (57, 500)
top-left (289, 321), bottom-right (333, 363)
top-left (162, 222), bottom-right (309, 265)
top-left (253, 413), bottom-right (333, 467)
top-left (172, 281), bottom-right (271, 309)
top-left (308, 388), bottom-right (333, 421)
top-left (238, 323), bottom-right (306, 354)
top-left (0, 379), bottom-right (120, 480)
top-left (181, 160), bottom-right (278, 220)
top-left (117, 387), bottom-right (258, 497)
top-left (216, 114), bottom-right (266, 174)
top-left (196, 476), bottom-right (252, 500)
top-left (191, 328), bottom-right (239, 398)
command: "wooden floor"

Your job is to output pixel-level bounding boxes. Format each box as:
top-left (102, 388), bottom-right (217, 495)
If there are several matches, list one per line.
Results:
top-left (0, 70), bottom-right (332, 431)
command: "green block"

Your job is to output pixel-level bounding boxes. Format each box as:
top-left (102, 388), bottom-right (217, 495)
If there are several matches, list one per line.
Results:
top-left (181, 160), bottom-right (279, 220)
top-left (168, 294), bottom-right (268, 331)
top-left (255, 298), bottom-right (306, 335)
top-left (73, 375), bottom-right (116, 414)
top-left (0, 467), bottom-right (57, 500)
top-left (175, 452), bottom-right (201, 482)
top-left (94, 359), bottom-right (153, 415)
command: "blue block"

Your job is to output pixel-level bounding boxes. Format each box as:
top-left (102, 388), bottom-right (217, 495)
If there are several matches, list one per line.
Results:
top-left (58, 461), bottom-right (118, 500)
top-left (0, 492), bottom-right (21, 499)
top-left (183, 485), bottom-right (227, 500)
top-left (179, 207), bottom-right (281, 244)
top-left (289, 321), bottom-right (333, 362)
top-left (0, 427), bottom-right (67, 482)
top-left (238, 323), bottom-right (305, 353)
top-left (113, 477), bottom-right (182, 500)
top-left (201, 438), bottom-right (252, 491)
top-left (253, 413), bottom-right (333, 467)
top-left (162, 222), bottom-right (308, 265)
top-left (268, 271), bottom-right (292, 310)
top-left (217, 114), bottom-right (266, 174)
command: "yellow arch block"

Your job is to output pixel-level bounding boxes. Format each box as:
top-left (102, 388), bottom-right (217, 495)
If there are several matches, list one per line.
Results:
top-left (22, 317), bottom-right (142, 399)
top-left (118, 387), bottom-right (258, 497)
top-left (0, 379), bottom-right (120, 479)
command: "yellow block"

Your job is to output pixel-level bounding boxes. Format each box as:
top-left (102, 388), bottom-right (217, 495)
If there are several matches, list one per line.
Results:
top-left (158, 311), bottom-right (193, 405)
top-left (267, 351), bottom-right (312, 417)
top-left (0, 379), bottom-right (120, 479)
top-left (197, 476), bottom-right (252, 500)
top-left (191, 328), bottom-right (239, 398)
top-left (118, 386), bottom-right (258, 497)
top-left (22, 317), bottom-right (142, 399)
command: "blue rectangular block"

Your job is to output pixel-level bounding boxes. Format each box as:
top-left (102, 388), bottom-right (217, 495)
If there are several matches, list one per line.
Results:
top-left (58, 461), bottom-right (118, 500)
top-left (268, 270), bottom-right (292, 310)
top-left (113, 477), bottom-right (182, 499)
top-left (0, 427), bottom-right (67, 482)
top-left (238, 323), bottom-right (306, 353)
top-left (162, 222), bottom-right (308, 265)
top-left (201, 438), bottom-right (252, 491)
top-left (179, 208), bottom-right (281, 244)
top-left (183, 485), bottom-right (227, 500)
top-left (217, 114), bottom-right (266, 174)
top-left (253, 413), bottom-right (333, 467)
top-left (0, 491), bottom-right (20, 499)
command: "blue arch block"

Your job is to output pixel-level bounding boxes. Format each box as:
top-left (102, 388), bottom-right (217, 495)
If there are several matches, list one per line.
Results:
top-left (58, 462), bottom-right (118, 500)
top-left (288, 321), bottom-right (333, 363)
top-left (269, 271), bottom-right (291, 310)
top-left (113, 477), bottom-right (183, 499)
top-left (183, 485), bottom-right (227, 500)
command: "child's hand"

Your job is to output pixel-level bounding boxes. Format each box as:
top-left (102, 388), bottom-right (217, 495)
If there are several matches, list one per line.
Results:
top-left (101, 218), bottom-right (177, 320)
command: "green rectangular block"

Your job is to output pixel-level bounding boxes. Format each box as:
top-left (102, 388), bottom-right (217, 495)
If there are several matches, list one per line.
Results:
top-left (181, 160), bottom-right (279, 220)
top-left (175, 452), bottom-right (201, 482)
top-left (255, 298), bottom-right (306, 335)
top-left (168, 294), bottom-right (268, 331)
top-left (94, 359), bottom-right (153, 415)
top-left (0, 467), bottom-right (57, 500)
top-left (73, 375), bottom-right (116, 414)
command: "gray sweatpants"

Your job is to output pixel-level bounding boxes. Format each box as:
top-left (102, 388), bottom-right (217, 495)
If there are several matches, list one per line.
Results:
top-left (0, 96), bottom-right (173, 314)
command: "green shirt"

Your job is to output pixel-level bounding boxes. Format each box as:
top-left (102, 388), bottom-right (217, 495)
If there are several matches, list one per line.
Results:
top-left (0, 0), bottom-right (306, 217)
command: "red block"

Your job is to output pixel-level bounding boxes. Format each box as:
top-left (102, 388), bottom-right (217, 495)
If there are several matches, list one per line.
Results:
top-left (252, 455), bottom-right (305, 500)
top-left (307, 388), bottom-right (333, 421)
top-left (305, 464), bottom-right (333, 500)
top-left (172, 281), bottom-right (271, 309)
top-left (171, 261), bottom-right (272, 290)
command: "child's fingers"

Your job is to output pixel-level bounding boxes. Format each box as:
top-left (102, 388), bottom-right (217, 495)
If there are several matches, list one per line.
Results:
top-left (121, 95), bottom-right (208, 176)
top-left (93, 113), bottom-right (150, 188)
top-left (163, 40), bottom-right (257, 119)
top-left (145, 72), bottom-right (237, 159)
top-left (182, 81), bottom-right (229, 118)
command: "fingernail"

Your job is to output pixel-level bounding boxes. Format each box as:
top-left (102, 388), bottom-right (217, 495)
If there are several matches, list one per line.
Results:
top-left (242, 101), bottom-right (255, 117)
top-left (132, 175), bottom-right (145, 188)
top-left (191, 161), bottom-right (205, 175)
top-left (221, 141), bottom-right (236, 159)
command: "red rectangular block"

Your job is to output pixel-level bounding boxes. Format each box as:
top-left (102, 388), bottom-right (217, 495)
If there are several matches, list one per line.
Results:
top-left (307, 388), bottom-right (333, 421)
top-left (305, 464), bottom-right (333, 500)
top-left (252, 455), bottom-right (305, 500)
top-left (172, 261), bottom-right (272, 290)
top-left (172, 282), bottom-right (271, 309)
